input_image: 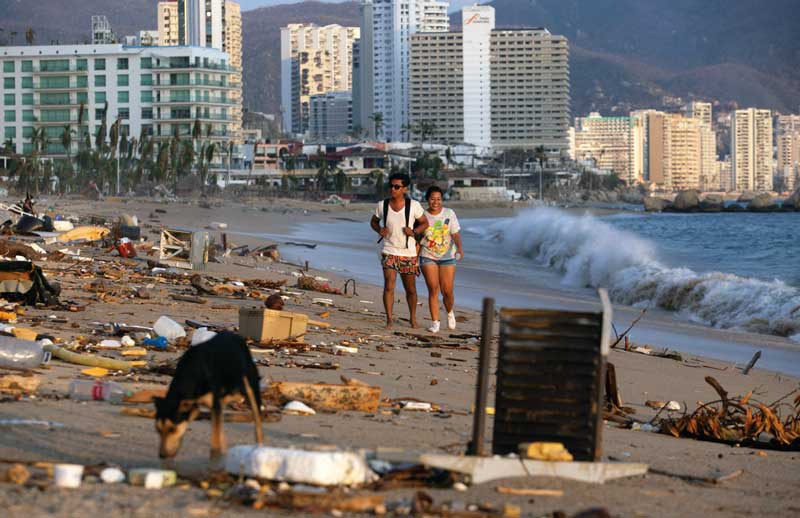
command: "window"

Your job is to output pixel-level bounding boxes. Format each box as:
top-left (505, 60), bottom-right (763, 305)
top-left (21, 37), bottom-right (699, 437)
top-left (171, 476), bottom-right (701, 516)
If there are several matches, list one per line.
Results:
top-left (94, 58), bottom-right (106, 71)
top-left (118, 91), bottom-right (129, 103)
top-left (95, 108), bottom-right (105, 121)
top-left (117, 74), bottom-right (129, 87)
top-left (22, 110), bottom-right (33, 122)
top-left (39, 93), bottom-right (69, 105)
top-left (3, 78), bottom-right (13, 89)
top-left (4, 94), bottom-right (14, 106)
top-left (141, 107), bottom-right (153, 119)
top-left (141, 90), bottom-right (153, 102)
top-left (4, 127), bottom-right (15, 139)
top-left (76, 59), bottom-right (88, 71)
top-left (21, 77), bottom-right (32, 89)
top-left (23, 143), bottom-right (32, 154)
top-left (40, 109), bottom-right (70, 122)
top-left (140, 74), bottom-right (152, 86)
top-left (95, 92), bottom-right (106, 104)
top-left (40, 76), bottom-right (69, 89)
top-left (95, 75), bottom-right (106, 87)
top-left (23, 127), bottom-right (33, 138)
top-left (21, 61), bottom-right (32, 72)
top-left (141, 124), bottom-right (153, 136)
top-left (118, 108), bottom-right (129, 119)
top-left (40, 59), bottom-right (69, 72)
top-left (4, 110), bottom-right (15, 122)
top-left (76, 92), bottom-right (88, 104)
top-left (141, 57), bottom-right (152, 69)
top-left (3, 61), bottom-right (14, 73)
top-left (76, 76), bottom-right (88, 88)
top-left (117, 58), bottom-right (128, 70)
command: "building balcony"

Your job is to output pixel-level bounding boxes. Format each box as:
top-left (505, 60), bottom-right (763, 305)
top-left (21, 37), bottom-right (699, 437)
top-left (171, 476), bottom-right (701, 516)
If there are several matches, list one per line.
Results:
top-left (32, 67), bottom-right (89, 75)
top-left (153, 63), bottom-right (236, 73)
top-left (33, 118), bottom-right (88, 126)
top-left (152, 80), bottom-right (236, 89)
top-left (34, 84), bottom-right (89, 91)
top-left (33, 100), bottom-right (84, 108)
top-left (153, 97), bottom-right (236, 106)
top-left (154, 114), bottom-right (233, 123)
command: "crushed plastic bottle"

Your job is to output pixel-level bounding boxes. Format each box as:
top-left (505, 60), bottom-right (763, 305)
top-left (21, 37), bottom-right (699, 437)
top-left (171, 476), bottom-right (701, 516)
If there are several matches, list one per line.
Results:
top-left (153, 316), bottom-right (186, 341)
top-left (68, 380), bottom-right (132, 403)
top-left (0, 336), bottom-right (51, 370)
top-left (142, 336), bottom-right (168, 350)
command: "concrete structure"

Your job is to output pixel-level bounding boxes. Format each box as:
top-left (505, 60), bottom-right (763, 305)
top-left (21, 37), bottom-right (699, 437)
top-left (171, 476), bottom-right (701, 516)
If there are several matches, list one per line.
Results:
top-left (139, 31), bottom-right (160, 47)
top-left (731, 108), bottom-right (773, 192)
top-left (574, 113), bottom-right (631, 180)
top-left (309, 91), bottom-right (353, 141)
top-left (408, 7), bottom-right (569, 154)
top-left (691, 101), bottom-right (712, 128)
top-left (157, 1), bottom-right (180, 46)
top-left (178, 0), bottom-right (226, 49)
top-left (631, 110), bottom-right (703, 191)
top-left (280, 24), bottom-right (359, 135)
top-left (92, 16), bottom-right (116, 45)
top-left (718, 158), bottom-right (733, 192)
top-left (354, 2), bottom-right (374, 137)
top-left (0, 44), bottom-right (235, 158)
top-left (690, 102), bottom-right (717, 190)
top-left (360, 0), bottom-right (450, 142)
top-left (776, 114), bottom-right (800, 191)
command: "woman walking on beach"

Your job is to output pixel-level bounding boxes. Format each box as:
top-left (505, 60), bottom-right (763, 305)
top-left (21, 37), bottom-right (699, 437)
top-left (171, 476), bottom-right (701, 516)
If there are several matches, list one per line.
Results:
top-left (370, 173), bottom-right (429, 329)
top-left (419, 186), bottom-right (464, 333)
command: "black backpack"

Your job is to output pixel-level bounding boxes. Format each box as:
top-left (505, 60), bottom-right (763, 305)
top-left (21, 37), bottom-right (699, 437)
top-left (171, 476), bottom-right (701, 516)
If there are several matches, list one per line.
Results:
top-left (377, 196), bottom-right (412, 248)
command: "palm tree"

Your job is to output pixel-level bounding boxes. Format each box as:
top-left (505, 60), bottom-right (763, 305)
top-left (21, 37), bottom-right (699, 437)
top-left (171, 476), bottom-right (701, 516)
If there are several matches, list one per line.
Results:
top-left (534, 145), bottom-right (548, 201)
top-left (25, 27), bottom-right (34, 45)
top-left (315, 157), bottom-right (330, 194)
top-left (369, 112), bottom-right (384, 140)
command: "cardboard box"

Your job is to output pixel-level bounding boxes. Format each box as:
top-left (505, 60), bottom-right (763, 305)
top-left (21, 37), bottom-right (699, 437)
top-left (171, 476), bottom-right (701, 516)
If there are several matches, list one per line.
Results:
top-left (239, 307), bottom-right (309, 343)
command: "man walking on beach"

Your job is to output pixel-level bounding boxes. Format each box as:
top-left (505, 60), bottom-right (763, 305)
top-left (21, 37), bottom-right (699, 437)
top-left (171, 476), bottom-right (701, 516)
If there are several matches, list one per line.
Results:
top-left (370, 173), bottom-right (428, 328)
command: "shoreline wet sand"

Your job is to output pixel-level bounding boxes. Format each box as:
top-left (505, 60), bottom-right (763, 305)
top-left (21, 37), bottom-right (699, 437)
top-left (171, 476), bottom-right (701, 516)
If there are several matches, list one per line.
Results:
top-left (0, 196), bottom-right (797, 517)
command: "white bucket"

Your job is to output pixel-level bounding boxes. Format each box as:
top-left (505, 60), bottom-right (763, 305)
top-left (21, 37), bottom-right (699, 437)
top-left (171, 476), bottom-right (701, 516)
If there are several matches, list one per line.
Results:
top-left (53, 464), bottom-right (84, 488)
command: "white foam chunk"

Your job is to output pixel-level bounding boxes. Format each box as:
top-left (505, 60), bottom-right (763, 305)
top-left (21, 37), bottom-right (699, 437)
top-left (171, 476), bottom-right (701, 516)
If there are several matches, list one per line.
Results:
top-left (225, 446), bottom-right (376, 487)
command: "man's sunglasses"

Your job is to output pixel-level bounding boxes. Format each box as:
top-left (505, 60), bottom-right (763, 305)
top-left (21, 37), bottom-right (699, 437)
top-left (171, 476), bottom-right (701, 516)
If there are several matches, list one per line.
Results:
top-left (390, 184), bottom-right (405, 190)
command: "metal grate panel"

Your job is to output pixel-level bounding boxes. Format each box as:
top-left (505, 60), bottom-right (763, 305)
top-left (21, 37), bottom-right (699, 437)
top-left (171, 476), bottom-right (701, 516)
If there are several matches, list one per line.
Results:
top-left (492, 308), bottom-right (607, 461)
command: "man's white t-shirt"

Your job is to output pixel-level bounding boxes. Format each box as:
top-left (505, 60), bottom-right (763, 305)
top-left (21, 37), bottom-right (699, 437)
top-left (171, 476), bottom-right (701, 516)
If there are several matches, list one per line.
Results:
top-left (374, 199), bottom-right (424, 257)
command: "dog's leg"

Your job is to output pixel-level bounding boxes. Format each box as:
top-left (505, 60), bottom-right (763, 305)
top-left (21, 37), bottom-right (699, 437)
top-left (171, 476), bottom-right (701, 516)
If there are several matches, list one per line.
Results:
top-left (210, 394), bottom-right (225, 466)
top-left (242, 375), bottom-right (264, 445)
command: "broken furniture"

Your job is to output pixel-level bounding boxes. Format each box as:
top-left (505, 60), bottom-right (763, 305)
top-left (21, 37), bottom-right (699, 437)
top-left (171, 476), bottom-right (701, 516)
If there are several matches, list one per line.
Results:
top-left (0, 260), bottom-right (60, 305)
top-left (159, 228), bottom-right (209, 270)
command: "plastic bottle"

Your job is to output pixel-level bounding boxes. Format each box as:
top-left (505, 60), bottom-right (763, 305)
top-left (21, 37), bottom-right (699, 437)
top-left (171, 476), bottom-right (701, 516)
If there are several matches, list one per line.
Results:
top-left (68, 380), bottom-right (132, 403)
top-left (153, 316), bottom-right (186, 341)
top-left (0, 336), bottom-right (51, 370)
top-left (142, 336), bottom-right (168, 350)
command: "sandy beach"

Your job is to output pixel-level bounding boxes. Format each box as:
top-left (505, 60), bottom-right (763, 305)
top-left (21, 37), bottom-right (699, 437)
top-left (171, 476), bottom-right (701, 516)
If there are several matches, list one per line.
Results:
top-left (0, 196), bottom-right (797, 517)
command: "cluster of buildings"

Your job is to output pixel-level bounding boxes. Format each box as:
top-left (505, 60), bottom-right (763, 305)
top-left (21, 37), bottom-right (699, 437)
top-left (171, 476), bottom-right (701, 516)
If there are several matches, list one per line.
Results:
top-left (0, 0), bottom-right (243, 162)
top-left (573, 104), bottom-right (800, 193)
top-left (280, 3), bottom-right (571, 157)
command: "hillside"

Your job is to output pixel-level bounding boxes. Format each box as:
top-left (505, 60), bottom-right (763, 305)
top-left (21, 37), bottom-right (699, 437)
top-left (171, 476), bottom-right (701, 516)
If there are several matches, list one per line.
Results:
top-left (0, 0), bottom-right (798, 117)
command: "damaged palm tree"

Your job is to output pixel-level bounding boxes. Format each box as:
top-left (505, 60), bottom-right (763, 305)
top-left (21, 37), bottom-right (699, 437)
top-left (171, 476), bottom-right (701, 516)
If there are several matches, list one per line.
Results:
top-left (660, 376), bottom-right (800, 450)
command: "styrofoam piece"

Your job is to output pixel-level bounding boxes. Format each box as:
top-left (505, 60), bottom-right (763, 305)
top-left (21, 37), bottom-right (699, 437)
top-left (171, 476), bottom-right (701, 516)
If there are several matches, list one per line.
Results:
top-left (54, 464), bottom-right (84, 488)
top-left (98, 339), bottom-right (122, 349)
top-left (225, 446), bottom-right (376, 487)
top-left (402, 401), bottom-right (432, 411)
top-left (283, 401), bottom-right (316, 415)
top-left (191, 327), bottom-right (217, 346)
top-left (100, 467), bottom-right (126, 484)
top-left (333, 345), bottom-right (358, 354)
top-left (52, 220), bottom-right (75, 232)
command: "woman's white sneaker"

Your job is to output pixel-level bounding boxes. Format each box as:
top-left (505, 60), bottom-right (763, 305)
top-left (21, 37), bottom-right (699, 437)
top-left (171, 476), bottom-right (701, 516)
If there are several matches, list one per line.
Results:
top-left (447, 311), bottom-right (457, 330)
top-left (427, 321), bottom-right (440, 333)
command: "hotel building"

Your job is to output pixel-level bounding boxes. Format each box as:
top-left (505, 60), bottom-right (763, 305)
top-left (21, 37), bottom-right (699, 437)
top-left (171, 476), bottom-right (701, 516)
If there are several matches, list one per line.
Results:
top-left (408, 5), bottom-right (569, 154)
top-left (574, 113), bottom-right (631, 180)
top-left (309, 90), bottom-right (353, 141)
top-left (731, 108), bottom-right (773, 192)
top-left (776, 114), bottom-right (800, 191)
top-left (0, 45), bottom-right (236, 157)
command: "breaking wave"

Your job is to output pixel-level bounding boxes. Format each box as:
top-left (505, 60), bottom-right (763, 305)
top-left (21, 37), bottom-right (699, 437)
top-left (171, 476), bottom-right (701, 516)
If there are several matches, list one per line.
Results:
top-left (488, 208), bottom-right (800, 340)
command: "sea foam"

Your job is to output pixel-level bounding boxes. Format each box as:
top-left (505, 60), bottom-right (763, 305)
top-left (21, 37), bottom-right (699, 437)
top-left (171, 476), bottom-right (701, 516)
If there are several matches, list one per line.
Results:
top-left (489, 208), bottom-right (800, 340)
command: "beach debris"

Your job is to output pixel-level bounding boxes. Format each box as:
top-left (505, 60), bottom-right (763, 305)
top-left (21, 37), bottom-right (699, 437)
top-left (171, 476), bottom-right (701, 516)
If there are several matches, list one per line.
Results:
top-left (742, 350), bottom-right (762, 375)
top-left (496, 486), bottom-right (563, 497)
top-left (660, 376), bottom-right (800, 449)
top-left (0, 260), bottom-right (60, 306)
top-left (0, 463), bottom-right (30, 485)
top-left (153, 316), bottom-right (187, 341)
top-left (239, 307), bottom-right (309, 343)
top-left (53, 464), bottom-right (84, 488)
top-left (265, 379), bottom-right (381, 412)
top-left (170, 293), bottom-right (208, 304)
top-left (0, 240), bottom-right (44, 260)
top-left (191, 327), bottom-right (217, 346)
top-left (265, 293), bottom-right (284, 311)
top-left (128, 468), bottom-right (177, 488)
top-left (283, 401), bottom-right (316, 415)
top-left (610, 307), bottom-right (648, 349)
top-left (44, 343), bottom-right (134, 372)
top-left (297, 275), bottom-right (342, 295)
top-left (100, 467), bottom-right (126, 484)
top-left (46, 226), bottom-right (109, 244)
top-left (402, 401), bottom-right (432, 411)
top-left (645, 400), bottom-right (681, 411)
top-left (159, 228), bottom-right (209, 270)
top-left (143, 336), bottom-right (169, 349)
top-left (68, 380), bottom-right (132, 403)
top-left (0, 373), bottom-right (41, 394)
top-left (519, 442), bottom-right (574, 462)
top-left (0, 419), bottom-right (65, 428)
top-left (0, 336), bottom-right (51, 369)
top-left (225, 446), bottom-right (376, 487)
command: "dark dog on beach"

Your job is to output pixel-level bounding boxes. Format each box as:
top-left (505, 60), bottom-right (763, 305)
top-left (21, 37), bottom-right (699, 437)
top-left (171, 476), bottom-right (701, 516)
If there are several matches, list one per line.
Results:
top-left (153, 331), bottom-right (264, 460)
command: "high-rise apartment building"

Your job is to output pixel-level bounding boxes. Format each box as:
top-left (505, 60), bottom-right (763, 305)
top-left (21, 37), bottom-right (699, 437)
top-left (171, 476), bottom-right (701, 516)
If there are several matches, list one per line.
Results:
top-left (359, 0), bottom-right (449, 142)
top-left (777, 114), bottom-right (800, 191)
top-left (690, 102), bottom-right (717, 190)
top-left (731, 108), bottom-right (773, 192)
top-left (574, 113), bottom-right (631, 180)
top-left (0, 45), bottom-right (235, 158)
top-left (408, 6), bottom-right (569, 154)
top-left (280, 24), bottom-right (360, 135)
top-left (309, 91), bottom-right (353, 141)
top-left (179, 0), bottom-right (226, 49)
top-left (718, 158), bottom-right (733, 192)
top-left (157, 1), bottom-right (180, 46)
top-left (631, 110), bottom-right (703, 191)
top-left (224, 1), bottom-right (243, 142)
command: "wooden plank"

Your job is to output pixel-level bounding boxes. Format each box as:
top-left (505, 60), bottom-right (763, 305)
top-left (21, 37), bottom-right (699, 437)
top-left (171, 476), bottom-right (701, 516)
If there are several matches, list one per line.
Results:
top-left (265, 381), bottom-right (381, 412)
